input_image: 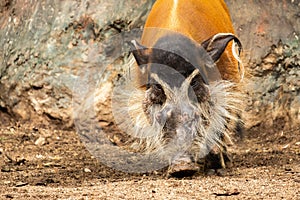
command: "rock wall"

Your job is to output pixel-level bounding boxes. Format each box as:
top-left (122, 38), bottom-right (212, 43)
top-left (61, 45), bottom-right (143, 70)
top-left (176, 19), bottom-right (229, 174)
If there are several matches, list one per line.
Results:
top-left (226, 0), bottom-right (300, 63)
top-left (0, 0), bottom-right (299, 131)
top-left (226, 0), bottom-right (300, 131)
top-left (0, 0), bottom-right (154, 127)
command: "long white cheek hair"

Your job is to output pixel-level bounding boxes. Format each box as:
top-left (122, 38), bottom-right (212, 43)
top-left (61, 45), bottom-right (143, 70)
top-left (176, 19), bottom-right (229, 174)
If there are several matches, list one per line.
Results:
top-left (112, 55), bottom-right (243, 159)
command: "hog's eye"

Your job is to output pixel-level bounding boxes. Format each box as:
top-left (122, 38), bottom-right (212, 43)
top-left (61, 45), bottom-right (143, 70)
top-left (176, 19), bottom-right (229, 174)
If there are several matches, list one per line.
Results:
top-left (147, 84), bottom-right (166, 105)
top-left (190, 75), bottom-right (209, 103)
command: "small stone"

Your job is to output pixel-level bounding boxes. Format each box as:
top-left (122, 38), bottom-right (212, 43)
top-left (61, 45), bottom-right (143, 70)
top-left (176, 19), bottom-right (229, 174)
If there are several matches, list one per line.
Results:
top-left (15, 182), bottom-right (28, 187)
top-left (1, 166), bottom-right (11, 172)
top-left (206, 169), bottom-right (216, 176)
top-left (33, 52), bottom-right (39, 57)
top-left (35, 136), bottom-right (46, 146)
top-left (282, 144), bottom-right (290, 149)
top-left (3, 181), bottom-right (11, 185)
top-left (24, 50), bottom-right (30, 61)
top-left (84, 168), bottom-right (92, 173)
top-left (216, 169), bottom-right (227, 176)
top-left (36, 154), bottom-right (44, 159)
top-left (43, 162), bottom-right (54, 167)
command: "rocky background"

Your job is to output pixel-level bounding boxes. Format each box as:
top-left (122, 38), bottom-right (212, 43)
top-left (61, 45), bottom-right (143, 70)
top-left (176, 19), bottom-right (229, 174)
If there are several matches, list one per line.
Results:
top-left (0, 0), bottom-right (299, 133)
top-left (227, 0), bottom-right (300, 132)
top-left (0, 0), bottom-right (155, 128)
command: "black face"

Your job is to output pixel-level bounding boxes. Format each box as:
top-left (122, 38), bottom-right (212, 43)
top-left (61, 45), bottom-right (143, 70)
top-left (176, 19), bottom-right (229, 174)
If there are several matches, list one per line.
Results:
top-left (149, 49), bottom-right (196, 86)
top-left (144, 33), bottom-right (212, 106)
top-left (146, 61), bottom-right (209, 105)
top-left (149, 34), bottom-right (212, 84)
top-left (131, 33), bottom-right (215, 138)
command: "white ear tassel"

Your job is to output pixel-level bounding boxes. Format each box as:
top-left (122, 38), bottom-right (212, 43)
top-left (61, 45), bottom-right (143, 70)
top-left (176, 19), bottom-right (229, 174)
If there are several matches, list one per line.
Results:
top-left (180, 69), bottom-right (200, 98)
top-left (232, 41), bottom-right (245, 81)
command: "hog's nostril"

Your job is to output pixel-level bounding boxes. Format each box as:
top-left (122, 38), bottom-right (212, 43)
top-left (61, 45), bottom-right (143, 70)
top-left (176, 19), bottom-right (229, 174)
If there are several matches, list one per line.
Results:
top-left (155, 112), bottom-right (165, 125)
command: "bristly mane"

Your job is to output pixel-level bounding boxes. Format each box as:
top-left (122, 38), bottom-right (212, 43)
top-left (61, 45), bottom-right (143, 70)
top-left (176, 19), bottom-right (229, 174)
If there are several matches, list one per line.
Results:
top-left (112, 54), bottom-right (243, 160)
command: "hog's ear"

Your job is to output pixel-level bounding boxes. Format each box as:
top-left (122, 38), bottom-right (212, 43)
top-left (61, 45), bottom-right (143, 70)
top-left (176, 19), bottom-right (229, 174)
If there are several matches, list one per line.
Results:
top-left (130, 40), bottom-right (150, 66)
top-left (201, 33), bottom-right (242, 63)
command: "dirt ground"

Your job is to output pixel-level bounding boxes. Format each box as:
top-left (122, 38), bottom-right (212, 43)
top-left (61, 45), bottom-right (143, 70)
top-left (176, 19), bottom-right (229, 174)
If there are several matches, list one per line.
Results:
top-left (0, 111), bottom-right (299, 200)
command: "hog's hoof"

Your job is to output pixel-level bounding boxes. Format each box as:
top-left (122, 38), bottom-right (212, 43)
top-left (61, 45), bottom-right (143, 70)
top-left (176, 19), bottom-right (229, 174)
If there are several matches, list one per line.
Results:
top-left (204, 150), bottom-right (232, 170)
top-left (205, 168), bottom-right (228, 176)
top-left (168, 161), bottom-right (200, 178)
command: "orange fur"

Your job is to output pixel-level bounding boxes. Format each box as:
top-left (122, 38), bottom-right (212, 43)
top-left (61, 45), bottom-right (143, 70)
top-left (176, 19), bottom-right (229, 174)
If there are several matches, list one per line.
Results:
top-left (140, 0), bottom-right (241, 83)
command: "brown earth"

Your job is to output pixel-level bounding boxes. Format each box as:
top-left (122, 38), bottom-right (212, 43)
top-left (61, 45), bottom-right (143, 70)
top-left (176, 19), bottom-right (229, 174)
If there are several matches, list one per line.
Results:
top-left (0, 112), bottom-right (299, 200)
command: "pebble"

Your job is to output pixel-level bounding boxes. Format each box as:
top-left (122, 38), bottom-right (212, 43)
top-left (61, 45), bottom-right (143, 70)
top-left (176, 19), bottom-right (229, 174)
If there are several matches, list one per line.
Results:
top-left (33, 52), bottom-right (39, 57)
top-left (1, 166), bottom-right (11, 172)
top-left (84, 168), bottom-right (92, 173)
top-left (43, 162), bottom-right (54, 167)
top-left (35, 136), bottom-right (46, 146)
top-left (15, 182), bottom-right (28, 187)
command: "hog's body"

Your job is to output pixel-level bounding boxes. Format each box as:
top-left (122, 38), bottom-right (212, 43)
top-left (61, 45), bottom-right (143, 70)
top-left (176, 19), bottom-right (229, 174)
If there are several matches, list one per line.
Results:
top-left (126, 0), bottom-right (244, 176)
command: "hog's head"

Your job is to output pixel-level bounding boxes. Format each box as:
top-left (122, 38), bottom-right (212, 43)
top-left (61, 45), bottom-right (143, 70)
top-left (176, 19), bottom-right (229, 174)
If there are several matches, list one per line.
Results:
top-left (113, 31), bottom-right (243, 166)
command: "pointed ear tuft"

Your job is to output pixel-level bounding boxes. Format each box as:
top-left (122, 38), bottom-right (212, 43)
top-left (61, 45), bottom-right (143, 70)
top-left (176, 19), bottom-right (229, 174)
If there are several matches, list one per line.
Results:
top-left (130, 40), bottom-right (150, 66)
top-left (201, 33), bottom-right (242, 63)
